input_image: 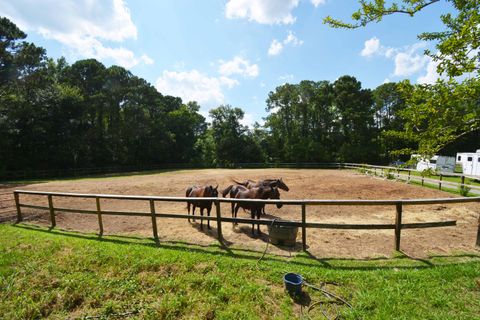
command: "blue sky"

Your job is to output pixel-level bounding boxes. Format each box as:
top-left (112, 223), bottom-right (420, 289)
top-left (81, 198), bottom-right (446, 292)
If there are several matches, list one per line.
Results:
top-left (0, 0), bottom-right (452, 125)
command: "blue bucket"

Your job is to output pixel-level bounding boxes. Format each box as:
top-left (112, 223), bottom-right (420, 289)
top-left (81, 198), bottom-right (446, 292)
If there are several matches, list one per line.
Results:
top-left (283, 273), bottom-right (303, 295)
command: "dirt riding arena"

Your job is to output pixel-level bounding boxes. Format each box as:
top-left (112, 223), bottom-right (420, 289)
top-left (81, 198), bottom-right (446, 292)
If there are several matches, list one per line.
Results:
top-left (3, 169), bottom-right (480, 258)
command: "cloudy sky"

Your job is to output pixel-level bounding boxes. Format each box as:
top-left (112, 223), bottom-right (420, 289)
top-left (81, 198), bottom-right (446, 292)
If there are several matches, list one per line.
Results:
top-left (0, 0), bottom-right (452, 125)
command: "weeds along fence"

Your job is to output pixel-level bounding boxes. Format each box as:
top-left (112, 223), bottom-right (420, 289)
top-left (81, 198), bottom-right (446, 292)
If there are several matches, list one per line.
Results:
top-left (13, 190), bottom-right (480, 251)
top-left (344, 163), bottom-right (480, 195)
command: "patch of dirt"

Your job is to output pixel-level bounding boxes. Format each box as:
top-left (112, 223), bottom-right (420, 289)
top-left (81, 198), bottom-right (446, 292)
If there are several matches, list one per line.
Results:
top-left (8, 169), bottom-right (480, 258)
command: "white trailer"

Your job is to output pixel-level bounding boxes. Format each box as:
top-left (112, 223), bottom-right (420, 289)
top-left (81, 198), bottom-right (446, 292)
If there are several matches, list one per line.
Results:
top-left (456, 150), bottom-right (480, 176)
top-left (413, 155), bottom-right (456, 173)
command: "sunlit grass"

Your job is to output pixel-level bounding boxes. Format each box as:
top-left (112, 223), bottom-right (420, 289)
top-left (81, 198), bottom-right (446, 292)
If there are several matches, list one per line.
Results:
top-left (1, 224), bottom-right (479, 319)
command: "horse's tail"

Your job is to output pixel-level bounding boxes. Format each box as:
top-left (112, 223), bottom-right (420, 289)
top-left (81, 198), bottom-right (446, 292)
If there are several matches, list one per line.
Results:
top-left (222, 185), bottom-right (233, 197)
top-left (186, 187), bottom-right (192, 212)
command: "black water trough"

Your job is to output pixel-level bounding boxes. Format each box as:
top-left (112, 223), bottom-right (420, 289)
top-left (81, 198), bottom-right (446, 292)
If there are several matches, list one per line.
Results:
top-left (268, 220), bottom-right (298, 246)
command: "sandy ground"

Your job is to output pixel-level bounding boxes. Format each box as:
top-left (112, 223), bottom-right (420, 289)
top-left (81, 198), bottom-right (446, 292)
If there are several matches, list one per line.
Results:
top-left (2, 168), bottom-right (479, 258)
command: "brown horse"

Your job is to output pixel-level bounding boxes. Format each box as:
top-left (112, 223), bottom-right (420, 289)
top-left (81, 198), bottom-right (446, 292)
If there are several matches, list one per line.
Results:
top-left (221, 184), bottom-right (249, 218)
top-left (231, 178), bottom-right (289, 214)
top-left (233, 186), bottom-right (283, 235)
top-left (186, 185), bottom-right (218, 230)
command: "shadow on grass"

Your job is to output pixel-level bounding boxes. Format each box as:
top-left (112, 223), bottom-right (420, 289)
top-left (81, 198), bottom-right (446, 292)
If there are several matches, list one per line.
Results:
top-left (11, 223), bottom-right (480, 271)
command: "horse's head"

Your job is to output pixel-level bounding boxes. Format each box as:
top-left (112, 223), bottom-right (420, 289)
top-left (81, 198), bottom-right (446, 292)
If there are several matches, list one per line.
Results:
top-left (277, 178), bottom-right (289, 192)
top-left (209, 185), bottom-right (219, 197)
top-left (269, 186), bottom-right (283, 208)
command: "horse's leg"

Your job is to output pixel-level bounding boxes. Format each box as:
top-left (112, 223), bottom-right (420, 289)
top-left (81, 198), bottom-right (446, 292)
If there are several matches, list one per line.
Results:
top-left (251, 210), bottom-right (255, 235)
top-left (256, 209), bottom-right (261, 234)
top-left (207, 205), bottom-right (212, 230)
top-left (200, 207), bottom-right (204, 230)
top-left (234, 204), bottom-right (240, 227)
top-left (187, 202), bottom-right (191, 222)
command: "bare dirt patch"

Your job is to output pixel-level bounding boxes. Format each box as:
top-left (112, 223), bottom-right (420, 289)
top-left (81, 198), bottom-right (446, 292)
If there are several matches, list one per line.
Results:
top-left (6, 169), bottom-right (480, 258)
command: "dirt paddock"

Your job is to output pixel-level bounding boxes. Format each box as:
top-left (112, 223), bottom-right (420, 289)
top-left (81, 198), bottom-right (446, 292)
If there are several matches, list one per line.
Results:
top-left (5, 168), bottom-right (480, 258)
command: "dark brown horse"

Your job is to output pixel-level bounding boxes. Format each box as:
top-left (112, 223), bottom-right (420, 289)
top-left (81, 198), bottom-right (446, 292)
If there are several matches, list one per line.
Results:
top-left (186, 185), bottom-right (218, 230)
top-left (233, 186), bottom-right (283, 235)
top-left (221, 184), bottom-right (249, 218)
top-left (231, 178), bottom-right (289, 214)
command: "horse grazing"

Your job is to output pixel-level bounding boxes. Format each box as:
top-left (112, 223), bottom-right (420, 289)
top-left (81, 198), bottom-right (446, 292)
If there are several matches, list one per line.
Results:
top-left (232, 178), bottom-right (290, 192)
top-left (233, 186), bottom-right (283, 235)
top-left (186, 185), bottom-right (218, 230)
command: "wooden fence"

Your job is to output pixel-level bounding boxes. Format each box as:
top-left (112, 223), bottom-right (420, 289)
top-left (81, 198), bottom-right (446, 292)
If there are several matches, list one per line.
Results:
top-left (344, 163), bottom-right (480, 195)
top-left (13, 190), bottom-right (480, 251)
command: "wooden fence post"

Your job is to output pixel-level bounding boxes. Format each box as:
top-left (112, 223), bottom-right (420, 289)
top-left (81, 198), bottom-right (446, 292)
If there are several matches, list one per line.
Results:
top-left (96, 197), bottom-right (103, 236)
top-left (407, 170), bottom-right (411, 183)
top-left (14, 192), bottom-right (22, 222)
top-left (215, 200), bottom-right (224, 245)
top-left (302, 203), bottom-right (307, 251)
top-left (48, 195), bottom-right (56, 228)
top-left (439, 174), bottom-right (443, 190)
top-left (395, 202), bottom-right (403, 251)
top-left (149, 199), bottom-right (159, 242)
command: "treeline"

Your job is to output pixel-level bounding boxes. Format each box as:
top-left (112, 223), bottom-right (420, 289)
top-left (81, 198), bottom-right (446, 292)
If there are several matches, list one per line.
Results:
top-left (1, 18), bottom-right (477, 174)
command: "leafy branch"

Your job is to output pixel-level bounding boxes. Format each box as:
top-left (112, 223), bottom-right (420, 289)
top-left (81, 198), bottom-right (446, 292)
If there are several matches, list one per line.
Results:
top-left (323, 0), bottom-right (441, 29)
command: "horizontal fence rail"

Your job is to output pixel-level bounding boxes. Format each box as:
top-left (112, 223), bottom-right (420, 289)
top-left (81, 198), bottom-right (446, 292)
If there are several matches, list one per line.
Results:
top-left (345, 163), bottom-right (480, 194)
top-left (13, 190), bottom-right (480, 251)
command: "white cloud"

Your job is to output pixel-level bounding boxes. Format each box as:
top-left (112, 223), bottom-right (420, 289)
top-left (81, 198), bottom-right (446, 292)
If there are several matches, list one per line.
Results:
top-left (240, 113), bottom-right (255, 128)
top-left (268, 31), bottom-right (303, 56)
top-left (417, 59), bottom-right (440, 84)
top-left (311, 0), bottom-right (327, 8)
top-left (140, 55), bottom-right (154, 65)
top-left (225, 0), bottom-right (299, 25)
top-left (279, 74), bottom-right (294, 84)
top-left (393, 51), bottom-right (429, 76)
top-left (0, 0), bottom-right (152, 69)
top-left (218, 56), bottom-right (259, 78)
top-left (155, 70), bottom-right (239, 107)
top-left (360, 37), bottom-right (435, 81)
top-left (284, 31), bottom-right (303, 46)
top-left (268, 39), bottom-right (284, 56)
top-left (360, 37), bottom-right (381, 57)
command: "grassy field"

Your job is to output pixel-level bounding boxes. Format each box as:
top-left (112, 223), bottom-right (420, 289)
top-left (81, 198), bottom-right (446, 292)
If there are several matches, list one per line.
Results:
top-left (408, 171), bottom-right (480, 187)
top-left (361, 167), bottom-right (480, 196)
top-left (1, 224), bottom-right (479, 319)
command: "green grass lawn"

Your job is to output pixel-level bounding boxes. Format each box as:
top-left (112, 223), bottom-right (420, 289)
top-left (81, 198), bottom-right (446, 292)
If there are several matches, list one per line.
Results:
top-left (1, 224), bottom-right (479, 319)
top-left (408, 170), bottom-right (480, 186)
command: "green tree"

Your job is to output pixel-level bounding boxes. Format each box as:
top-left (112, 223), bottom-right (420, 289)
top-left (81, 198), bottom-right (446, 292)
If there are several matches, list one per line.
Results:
top-left (167, 101), bottom-right (206, 162)
top-left (209, 105), bottom-right (248, 165)
top-left (333, 76), bottom-right (377, 162)
top-left (387, 78), bottom-right (480, 156)
top-left (325, 1), bottom-right (480, 157)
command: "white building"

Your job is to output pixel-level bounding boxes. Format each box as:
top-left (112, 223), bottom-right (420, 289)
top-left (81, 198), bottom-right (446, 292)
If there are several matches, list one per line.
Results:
top-left (456, 150), bottom-right (480, 176)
